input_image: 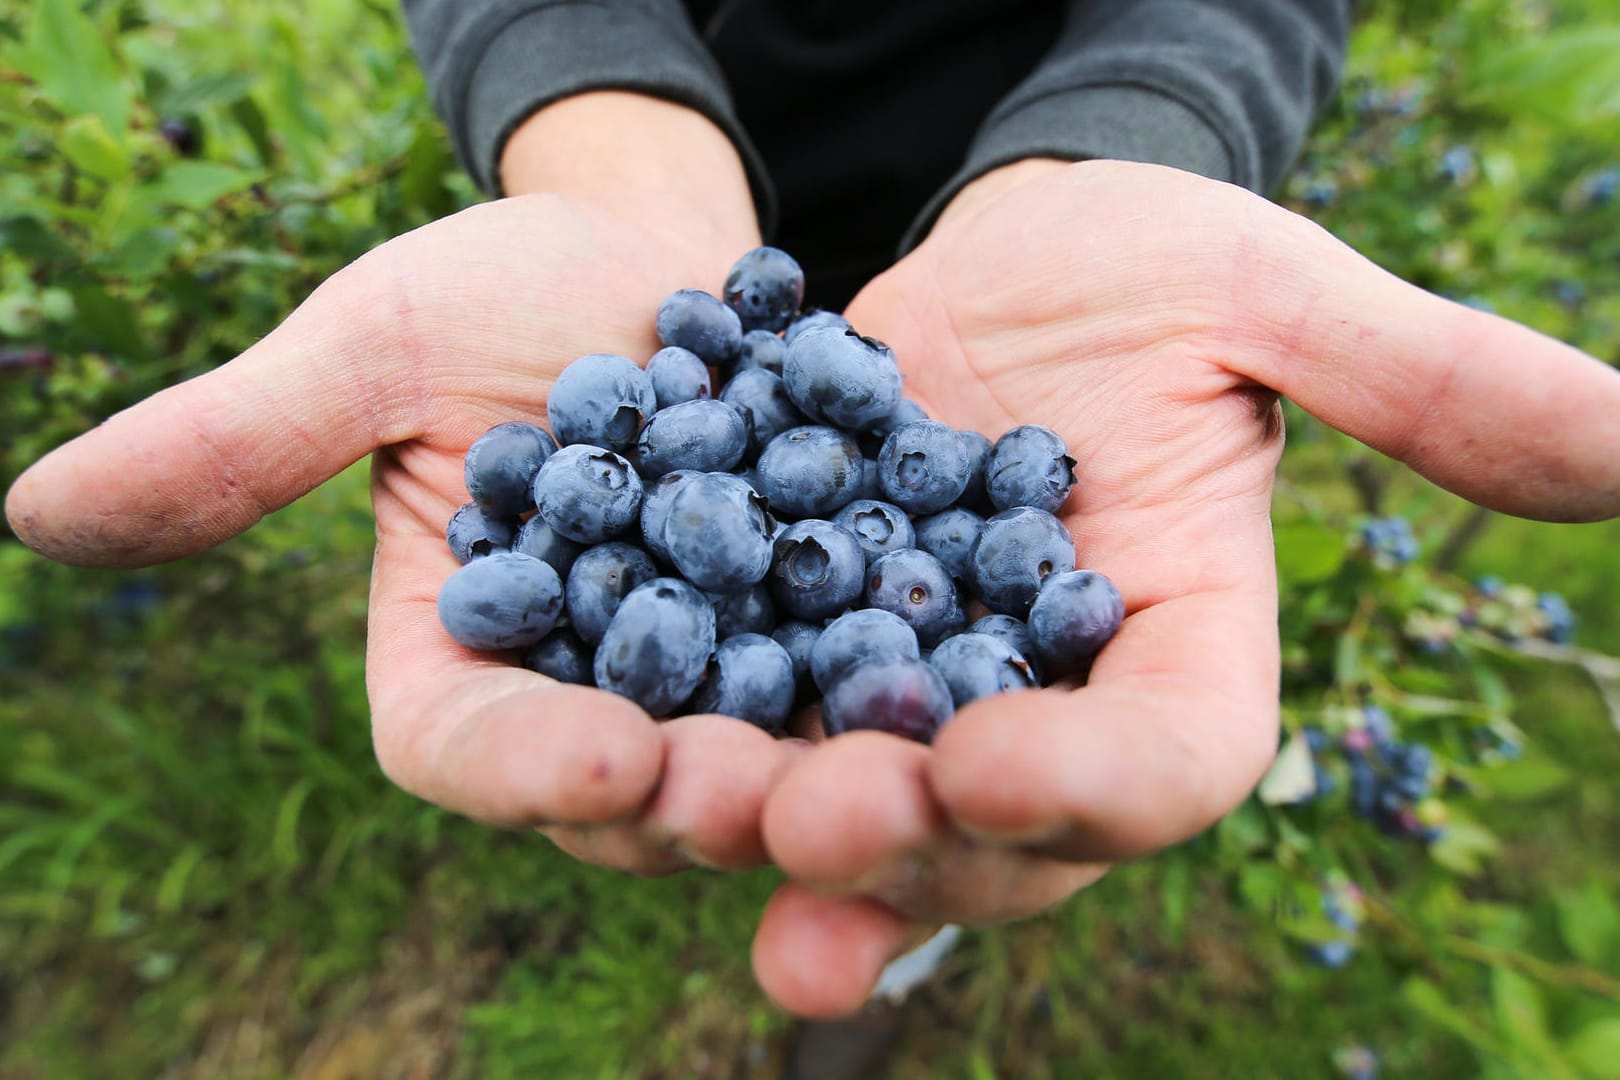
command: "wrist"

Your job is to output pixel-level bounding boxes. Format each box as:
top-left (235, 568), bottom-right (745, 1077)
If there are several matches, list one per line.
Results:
top-left (934, 158), bottom-right (1070, 235)
top-left (500, 92), bottom-right (762, 257)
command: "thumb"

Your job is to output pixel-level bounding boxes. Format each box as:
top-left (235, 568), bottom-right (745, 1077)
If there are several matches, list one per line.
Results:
top-left (5, 258), bottom-right (423, 568)
top-left (1235, 208), bottom-right (1620, 523)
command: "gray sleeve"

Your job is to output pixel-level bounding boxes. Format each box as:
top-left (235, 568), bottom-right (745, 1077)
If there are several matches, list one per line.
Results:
top-left (902, 0), bottom-right (1353, 252)
top-left (401, 0), bottom-right (776, 230)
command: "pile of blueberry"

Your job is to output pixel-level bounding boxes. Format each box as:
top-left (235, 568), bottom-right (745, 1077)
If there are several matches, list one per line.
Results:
top-left (435, 247), bottom-right (1123, 743)
top-left (1302, 706), bottom-right (1447, 843)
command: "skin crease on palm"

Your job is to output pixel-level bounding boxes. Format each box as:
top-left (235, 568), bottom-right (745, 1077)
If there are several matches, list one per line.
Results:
top-left (8, 93), bottom-right (1620, 1022)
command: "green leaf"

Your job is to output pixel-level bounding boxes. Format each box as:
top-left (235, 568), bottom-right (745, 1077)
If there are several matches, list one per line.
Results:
top-left (1492, 967), bottom-right (1549, 1049)
top-left (60, 114), bottom-right (130, 181)
top-left (230, 96), bottom-right (275, 167)
top-left (1470, 27), bottom-right (1620, 127)
top-left (1402, 977), bottom-right (1505, 1058)
top-left (68, 285), bottom-right (150, 362)
top-left (154, 72), bottom-right (253, 118)
top-left (1484, 757), bottom-right (1572, 801)
top-left (1567, 1019), bottom-right (1620, 1080)
top-left (1555, 883), bottom-right (1620, 967)
top-left (14, 0), bottom-right (132, 134)
top-left (1429, 817), bottom-right (1501, 877)
top-left (143, 162), bottom-right (263, 210)
top-left (1274, 521), bottom-right (1348, 583)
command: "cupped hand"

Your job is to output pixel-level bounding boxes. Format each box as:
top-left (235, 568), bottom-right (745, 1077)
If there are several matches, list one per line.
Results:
top-left (4, 191), bottom-right (802, 877)
top-left (750, 159), bottom-right (1620, 1017)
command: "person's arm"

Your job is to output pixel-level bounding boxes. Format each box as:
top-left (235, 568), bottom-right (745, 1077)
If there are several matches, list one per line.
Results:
top-left (904, 0), bottom-right (1353, 250)
top-left (401, 0), bottom-right (777, 234)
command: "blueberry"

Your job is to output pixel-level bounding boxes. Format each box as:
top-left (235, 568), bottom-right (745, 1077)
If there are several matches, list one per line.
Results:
top-left (723, 246), bottom-right (804, 332)
top-left (464, 421), bottom-right (557, 515)
top-left (969, 507), bottom-right (1076, 616)
top-left (928, 632), bottom-right (1037, 708)
top-left (635, 399), bottom-right (749, 477)
top-left (756, 426), bottom-right (864, 518)
top-left (986, 425), bottom-right (1076, 513)
top-left (547, 353), bottom-right (655, 451)
top-left (821, 659), bottom-right (953, 744)
top-left (639, 469), bottom-right (700, 565)
top-left (833, 499), bottom-right (916, 568)
top-left (735, 329), bottom-right (787, 375)
top-left (159, 116), bottom-right (202, 156)
top-left (956, 429), bottom-right (994, 512)
top-left (811, 608), bottom-right (920, 693)
top-left (688, 633), bottom-right (797, 733)
top-left (510, 514), bottom-right (585, 577)
top-left (646, 346), bottom-right (712, 410)
top-left (566, 541), bottom-right (660, 645)
top-left (657, 288), bottom-right (743, 365)
top-left (770, 620), bottom-right (823, 698)
top-left (532, 444), bottom-right (644, 543)
top-left (861, 397), bottom-right (929, 456)
top-left (855, 457), bottom-right (883, 501)
top-left (783, 308), bottom-right (849, 347)
top-left (447, 501), bottom-right (517, 564)
top-left (438, 552), bottom-right (564, 651)
top-left (914, 507), bottom-right (985, 583)
top-left (594, 578), bottom-right (717, 717)
top-left (866, 549), bottom-right (965, 647)
top-left (1305, 941), bottom-right (1355, 969)
top-left (769, 519), bottom-right (867, 621)
top-left (710, 583), bottom-right (777, 639)
top-left (969, 614), bottom-right (1043, 682)
top-left (719, 368), bottom-right (809, 458)
top-left (663, 472), bottom-right (775, 593)
top-left (877, 420), bottom-right (972, 514)
top-left (782, 326), bottom-right (902, 431)
top-left (521, 627), bottom-right (595, 686)
top-left (1027, 570), bottom-right (1125, 676)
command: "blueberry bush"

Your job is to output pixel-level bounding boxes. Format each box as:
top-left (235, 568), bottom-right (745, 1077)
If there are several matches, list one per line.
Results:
top-left (3, 1), bottom-right (1619, 1076)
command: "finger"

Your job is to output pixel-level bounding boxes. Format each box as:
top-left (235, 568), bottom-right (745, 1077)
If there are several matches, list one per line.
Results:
top-left (5, 256), bottom-right (426, 568)
top-left (1234, 199), bottom-right (1620, 522)
top-left (537, 716), bottom-right (807, 876)
top-left (366, 527), bottom-right (665, 829)
top-left (751, 883), bottom-right (920, 1019)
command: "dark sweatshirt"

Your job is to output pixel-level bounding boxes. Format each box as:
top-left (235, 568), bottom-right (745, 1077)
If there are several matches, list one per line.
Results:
top-left (402, 1), bottom-right (1351, 306)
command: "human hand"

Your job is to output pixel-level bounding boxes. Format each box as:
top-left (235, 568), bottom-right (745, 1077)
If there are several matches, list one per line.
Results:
top-left (748, 159), bottom-right (1620, 1016)
top-left (4, 94), bottom-right (802, 878)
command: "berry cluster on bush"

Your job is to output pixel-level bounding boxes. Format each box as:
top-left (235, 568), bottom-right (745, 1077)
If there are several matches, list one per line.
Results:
top-left (436, 247), bottom-right (1122, 743)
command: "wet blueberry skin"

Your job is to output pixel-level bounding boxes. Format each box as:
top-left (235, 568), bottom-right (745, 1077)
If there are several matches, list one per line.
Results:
top-left (928, 632), bottom-right (1038, 708)
top-left (438, 552), bottom-right (564, 652)
top-left (770, 619), bottom-right (823, 698)
top-left (970, 613), bottom-right (1044, 682)
top-left (511, 514), bottom-right (585, 577)
top-left (821, 658), bottom-right (954, 744)
top-left (447, 501), bottom-right (517, 564)
top-left (688, 633), bottom-right (797, 733)
top-left (782, 326), bottom-right (902, 431)
top-left (782, 308), bottom-right (849, 347)
top-left (877, 420), bottom-right (972, 515)
top-left (866, 548), bottom-right (966, 648)
top-left (811, 608), bottom-right (920, 693)
top-left (594, 577), bottom-right (718, 717)
top-left (532, 444), bottom-right (644, 544)
top-left (757, 425), bottom-right (864, 519)
top-left (566, 541), bottom-right (660, 645)
top-left (834, 499), bottom-right (916, 569)
top-left (657, 288), bottom-right (743, 365)
top-left (769, 519), bottom-right (867, 621)
top-left (709, 583), bottom-right (777, 639)
top-left (646, 346), bottom-right (712, 410)
top-left (956, 429), bottom-right (995, 513)
top-left (986, 424), bottom-right (1078, 514)
top-left (547, 353), bottom-right (655, 451)
top-left (719, 368), bottom-right (809, 458)
top-left (464, 421), bottom-right (556, 516)
top-left (734, 329), bottom-right (787, 376)
top-left (635, 399), bottom-right (749, 478)
top-left (639, 469), bottom-right (701, 565)
top-left (969, 506), bottom-right (1076, 616)
top-left (663, 472), bottom-right (776, 594)
top-left (1028, 569), bottom-right (1126, 676)
top-left (914, 507), bottom-right (985, 584)
top-left (723, 246), bottom-right (805, 333)
top-left (522, 626), bottom-right (596, 686)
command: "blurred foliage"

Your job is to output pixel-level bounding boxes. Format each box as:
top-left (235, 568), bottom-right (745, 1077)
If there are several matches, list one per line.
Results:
top-left (3, 0), bottom-right (1620, 1078)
